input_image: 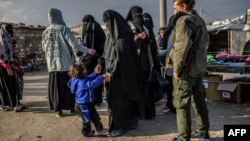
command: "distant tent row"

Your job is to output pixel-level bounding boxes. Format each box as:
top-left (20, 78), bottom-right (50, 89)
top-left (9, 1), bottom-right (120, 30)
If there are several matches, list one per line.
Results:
top-left (206, 9), bottom-right (250, 56)
top-left (207, 23), bottom-right (250, 32)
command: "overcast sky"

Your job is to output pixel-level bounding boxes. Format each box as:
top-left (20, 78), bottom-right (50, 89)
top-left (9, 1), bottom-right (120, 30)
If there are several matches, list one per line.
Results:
top-left (0, 0), bottom-right (249, 33)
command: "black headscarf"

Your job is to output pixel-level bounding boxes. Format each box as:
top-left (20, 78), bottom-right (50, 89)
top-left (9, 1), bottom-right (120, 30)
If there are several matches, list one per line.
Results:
top-left (103, 10), bottom-right (132, 41)
top-left (126, 6), bottom-right (145, 33)
top-left (81, 14), bottom-right (105, 57)
top-left (82, 14), bottom-right (95, 40)
top-left (5, 24), bottom-right (13, 37)
top-left (143, 13), bottom-right (155, 41)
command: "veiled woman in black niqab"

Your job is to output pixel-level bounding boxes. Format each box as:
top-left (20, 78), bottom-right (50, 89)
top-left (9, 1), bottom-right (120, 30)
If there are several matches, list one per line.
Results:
top-left (78, 14), bottom-right (106, 106)
top-left (143, 12), bottom-right (161, 73)
top-left (126, 6), bottom-right (159, 119)
top-left (81, 14), bottom-right (105, 61)
top-left (99, 9), bottom-right (144, 137)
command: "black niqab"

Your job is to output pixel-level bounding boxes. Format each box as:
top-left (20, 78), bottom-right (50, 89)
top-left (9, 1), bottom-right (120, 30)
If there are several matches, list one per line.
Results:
top-left (81, 14), bottom-right (105, 56)
top-left (143, 13), bottom-right (155, 41)
top-left (82, 15), bottom-right (95, 42)
top-left (126, 6), bottom-right (145, 33)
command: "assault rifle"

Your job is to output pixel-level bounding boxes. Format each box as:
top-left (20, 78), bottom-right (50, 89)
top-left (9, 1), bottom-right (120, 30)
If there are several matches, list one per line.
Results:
top-left (178, 23), bottom-right (202, 91)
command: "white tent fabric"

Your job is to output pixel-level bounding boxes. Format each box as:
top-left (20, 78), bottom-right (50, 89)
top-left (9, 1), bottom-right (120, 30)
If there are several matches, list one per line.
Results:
top-left (207, 23), bottom-right (250, 31)
top-left (207, 11), bottom-right (250, 32)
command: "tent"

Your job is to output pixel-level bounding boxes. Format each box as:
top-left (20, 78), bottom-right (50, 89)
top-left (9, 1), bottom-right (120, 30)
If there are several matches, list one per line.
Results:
top-left (207, 12), bottom-right (250, 31)
top-left (206, 10), bottom-right (250, 55)
top-left (207, 23), bottom-right (250, 32)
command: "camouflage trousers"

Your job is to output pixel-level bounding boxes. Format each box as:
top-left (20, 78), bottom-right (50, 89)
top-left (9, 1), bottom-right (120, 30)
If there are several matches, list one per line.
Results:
top-left (172, 76), bottom-right (210, 141)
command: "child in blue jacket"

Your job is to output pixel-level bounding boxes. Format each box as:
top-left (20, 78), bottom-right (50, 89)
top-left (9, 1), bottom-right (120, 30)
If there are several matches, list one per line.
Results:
top-left (67, 62), bottom-right (108, 137)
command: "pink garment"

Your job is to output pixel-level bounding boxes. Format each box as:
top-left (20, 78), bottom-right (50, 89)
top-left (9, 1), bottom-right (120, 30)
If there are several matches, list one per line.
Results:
top-left (216, 53), bottom-right (229, 60)
top-left (245, 57), bottom-right (250, 62)
top-left (227, 54), bottom-right (243, 60)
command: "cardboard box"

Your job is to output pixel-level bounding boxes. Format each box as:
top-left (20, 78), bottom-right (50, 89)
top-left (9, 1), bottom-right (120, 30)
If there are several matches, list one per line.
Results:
top-left (217, 83), bottom-right (241, 103)
top-left (203, 74), bottom-right (222, 101)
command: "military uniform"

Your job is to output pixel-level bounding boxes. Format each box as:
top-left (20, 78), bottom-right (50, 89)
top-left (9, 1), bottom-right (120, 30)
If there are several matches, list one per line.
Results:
top-left (168, 10), bottom-right (210, 141)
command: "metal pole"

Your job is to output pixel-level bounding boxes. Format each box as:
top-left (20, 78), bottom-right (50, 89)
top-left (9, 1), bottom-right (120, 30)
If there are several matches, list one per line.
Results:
top-left (159, 0), bottom-right (167, 27)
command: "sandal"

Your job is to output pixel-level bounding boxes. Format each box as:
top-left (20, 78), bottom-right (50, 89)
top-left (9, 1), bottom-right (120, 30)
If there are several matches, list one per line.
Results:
top-left (56, 111), bottom-right (63, 118)
top-left (162, 107), bottom-right (170, 113)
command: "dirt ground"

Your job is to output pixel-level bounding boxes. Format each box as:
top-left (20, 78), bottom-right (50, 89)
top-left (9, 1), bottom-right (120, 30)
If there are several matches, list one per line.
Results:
top-left (0, 68), bottom-right (250, 141)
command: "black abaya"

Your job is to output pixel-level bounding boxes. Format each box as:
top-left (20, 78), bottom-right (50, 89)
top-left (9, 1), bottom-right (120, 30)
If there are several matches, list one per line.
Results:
top-left (0, 67), bottom-right (17, 108)
top-left (101, 10), bottom-right (145, 135)
top-left (48, 71), bottom-right (75, 112)
top-left (126, 6), bottom-right (158, 119)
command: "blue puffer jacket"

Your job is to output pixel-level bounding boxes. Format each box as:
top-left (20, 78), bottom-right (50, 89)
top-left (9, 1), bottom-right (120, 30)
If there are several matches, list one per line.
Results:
top-left (42, 8), bottom-right (89, 72)
top-left (67, 73), bottom-right (104, 104)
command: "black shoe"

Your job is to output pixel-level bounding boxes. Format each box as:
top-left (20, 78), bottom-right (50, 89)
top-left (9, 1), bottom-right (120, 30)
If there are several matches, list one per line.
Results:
top-left (15, 104), bottom-right (28, 112)
top-left (84, 130), bottom-right (95, 137)
top-left (172, 137), bottom-right (181, 141)
top-left (191, 131), bottom-right (210, 139)
top-left (109, 129), bottom-right (125, 137)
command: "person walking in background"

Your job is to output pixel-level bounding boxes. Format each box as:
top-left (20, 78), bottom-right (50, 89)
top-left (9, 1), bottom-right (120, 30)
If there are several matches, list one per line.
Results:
top-left (0, 23), bottom-right (26, 112)
top-left (168, 0), bottom-right (210, 140)
top-left (159, 15), bottom-right (176, 115)
top-left (76, 14), bottom-right (106, 106)
top-left (126, 6), bottom-right (159, 120)
top-left (42, 8), bottom-right (96, 118)
top-left (95, 9), bottom-right (144, 137)
top-left (67, 62), bottom-right (108, 137)
top-left (156, 26), bottom-right (167, 66)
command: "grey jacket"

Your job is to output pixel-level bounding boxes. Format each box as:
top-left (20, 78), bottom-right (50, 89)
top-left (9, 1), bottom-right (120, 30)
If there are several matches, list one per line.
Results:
top-left (42, 8), bottom-right (88, 72)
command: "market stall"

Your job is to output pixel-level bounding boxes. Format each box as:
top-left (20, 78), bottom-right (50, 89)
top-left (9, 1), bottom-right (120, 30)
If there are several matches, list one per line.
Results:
top-left (204, 9), bottom-right (250, 103)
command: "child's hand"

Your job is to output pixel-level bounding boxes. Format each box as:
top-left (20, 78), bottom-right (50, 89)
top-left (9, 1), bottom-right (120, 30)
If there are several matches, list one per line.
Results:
top-left (104, 73), bottom-right (112, 82)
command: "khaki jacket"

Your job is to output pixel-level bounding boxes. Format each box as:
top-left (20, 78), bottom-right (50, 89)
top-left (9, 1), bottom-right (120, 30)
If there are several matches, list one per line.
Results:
top-left (167, 10), bottom-right (209, 77)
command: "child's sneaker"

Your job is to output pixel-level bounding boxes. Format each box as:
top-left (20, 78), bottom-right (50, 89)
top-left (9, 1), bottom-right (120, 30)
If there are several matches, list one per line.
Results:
top-left (84, 130), bottom-right (95, 137)
top-left (97, 128), bottom-right (108, 135)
